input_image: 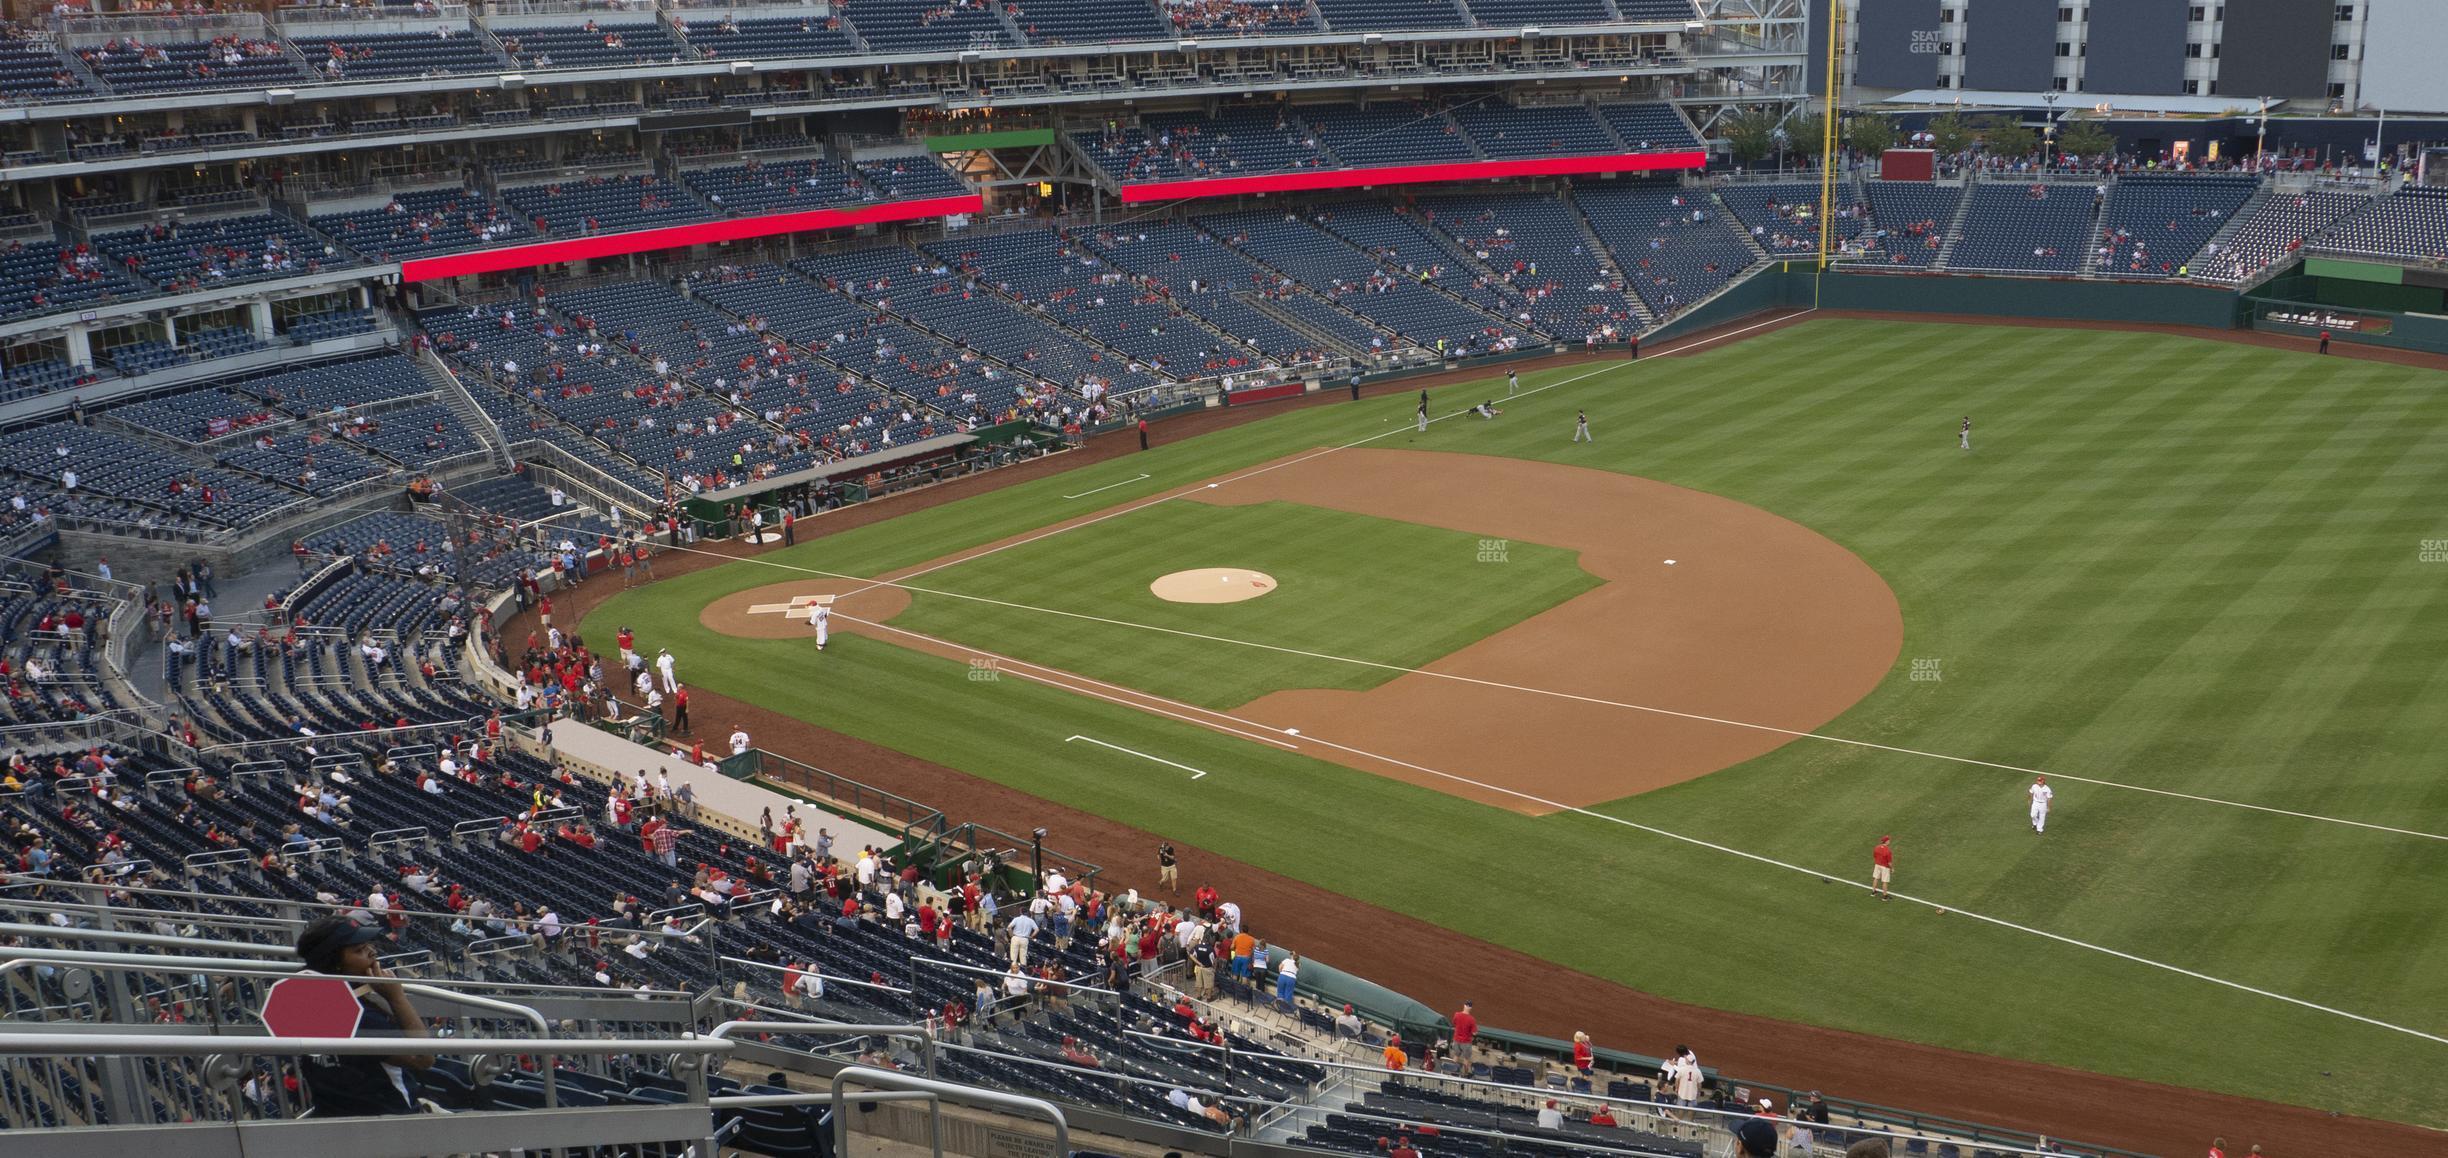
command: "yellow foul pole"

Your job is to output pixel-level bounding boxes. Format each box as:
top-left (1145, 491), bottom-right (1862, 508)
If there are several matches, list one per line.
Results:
top-left (1814, 0), bottom-right (1845, 280)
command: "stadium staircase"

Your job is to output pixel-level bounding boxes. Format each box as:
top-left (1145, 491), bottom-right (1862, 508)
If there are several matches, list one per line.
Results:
top-left (1560, 189), bottom-right (1657, 328)
top-left (1712, 187), bottom-right (1775, 265)
top-left (415, 345), bottom-right (516, 473)
top-left (1928, 178), bottom-right (1980, 271)
top-left (2077, 192), bottom-right (2111, 277)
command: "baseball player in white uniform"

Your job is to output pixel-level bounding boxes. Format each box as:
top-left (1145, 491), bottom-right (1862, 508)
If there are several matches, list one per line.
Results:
top-left (655, 647), bottom-right (678, 693)
top-left (811, 600), bottom-right (830, 651)
top-left (2028, 774), bottom-right (2053, 833)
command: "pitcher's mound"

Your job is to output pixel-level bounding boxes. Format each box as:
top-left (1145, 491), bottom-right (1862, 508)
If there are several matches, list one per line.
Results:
top-left (1152, 568), bottom-right (1278, 604)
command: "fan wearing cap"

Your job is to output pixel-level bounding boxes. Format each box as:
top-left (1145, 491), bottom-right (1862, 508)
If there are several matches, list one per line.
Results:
top-left (1730, 1113), bottom-right (1781, 1158)
top-left (292, 913), bottom-right (433, 1116)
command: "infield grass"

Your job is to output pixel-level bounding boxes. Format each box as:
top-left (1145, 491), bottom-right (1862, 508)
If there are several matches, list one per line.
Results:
top-left (889, 500), bottom-right (1600, 708)
top-left (587, 319), bottom-right (2448, 1128)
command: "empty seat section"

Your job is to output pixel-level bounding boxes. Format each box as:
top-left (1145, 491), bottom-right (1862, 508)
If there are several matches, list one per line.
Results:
top-left (1572, 182), bottom-right (1759, 317)
top-left (2307, 185), bottom-right (2448, 264)
top-left (1944, 183), bottom-right (2096, 274)
top-left (289, 28), bottom-right (506, 79)
top-left (2195, 189), bottom-right (2366, 282)
top-left (678, 13), bottom-right (857, 58)
top-left (1301, 103), bottom-right (1476, 167)
top-left (2094, 175), bottom-right (2257, 278)
top-left (1006, 0), bottom-right (1169, 44)
top-left (1314, 0), bottom-right (1464, 31)
top-left (1596, 101), bottom-right (1702, 150)
top-left (499, 175), bottom-right (713, 236)
top-left (838, 0), bottom-right (1011, 52)
top-left (1452, 101), bottom-right (1619, 159)
top-left (493, 19), bottom-right (687, 68)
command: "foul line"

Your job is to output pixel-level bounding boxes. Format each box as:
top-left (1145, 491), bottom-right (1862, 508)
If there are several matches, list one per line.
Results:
top-left (841, 573), bottom-right (2448, 843)
top-left (1066, 735), bottom-right (1212, 779)
top-left (1062, 473), bottom-right (1152, 500)
top-left (851, 613), bottom-right (2448, 1049)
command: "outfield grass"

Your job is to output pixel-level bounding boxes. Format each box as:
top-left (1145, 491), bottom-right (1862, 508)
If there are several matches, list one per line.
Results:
top-left (890, 500), bottom-right (1600, 708)
top-left (585, 320), bottom-right (2448, 1126)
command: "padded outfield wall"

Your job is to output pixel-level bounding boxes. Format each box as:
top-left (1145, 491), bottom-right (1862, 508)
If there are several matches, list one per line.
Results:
top-left (1646, 266), bottom-right (2247, 345)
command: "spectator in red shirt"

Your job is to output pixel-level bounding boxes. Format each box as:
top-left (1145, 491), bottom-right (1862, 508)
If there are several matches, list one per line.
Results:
top-left (1572, 1030), bottom-right (1594, 1075)
top-left (1589, 1103), bottom-right (1618, 1127)
top-left (1449, 1001), bottom-right (1478, 1067)
top-left (1871, 835), bottom-right (1895, 900)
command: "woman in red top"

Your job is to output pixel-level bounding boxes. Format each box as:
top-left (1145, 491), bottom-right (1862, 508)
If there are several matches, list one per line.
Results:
top-left (1572, 1030), bottom-right (1594, 1075)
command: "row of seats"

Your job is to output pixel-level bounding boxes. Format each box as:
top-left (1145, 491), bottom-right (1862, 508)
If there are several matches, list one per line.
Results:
top-left (0, 0), bottom-right (1698, 104)
top-left (1072, 100), bottom-right (1700, 183)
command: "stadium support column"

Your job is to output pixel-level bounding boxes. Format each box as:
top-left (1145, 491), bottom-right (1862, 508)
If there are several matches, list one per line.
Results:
top-left (65, 326), bottom-right (92, 371)
top-left (1030, 826), bottom-right (1046, 887)
top-left (249, 300), bottom-right (274, 342)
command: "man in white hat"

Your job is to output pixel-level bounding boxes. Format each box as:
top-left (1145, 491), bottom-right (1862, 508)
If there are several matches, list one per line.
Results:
top-left (655, 647), bottom-right (678, 694)
top-left (811, 599), bottom-right (830, 651)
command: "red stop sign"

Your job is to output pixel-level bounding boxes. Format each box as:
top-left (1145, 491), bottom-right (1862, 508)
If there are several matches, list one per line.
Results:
top-left (261, 976), bottom-right (364, 1039)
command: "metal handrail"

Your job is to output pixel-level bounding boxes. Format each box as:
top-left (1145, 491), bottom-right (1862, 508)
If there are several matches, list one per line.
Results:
top-left (717, 954), bottom-right (914, 997)
top-left (0, 1032), bottom-right (730, 1059)
top-left (830, 1065), bottom-right (1066, 1158)
top-left (908, 953), bottom-right (1119, 997)
top-left (706, 1019), bottom-right (936, 1076)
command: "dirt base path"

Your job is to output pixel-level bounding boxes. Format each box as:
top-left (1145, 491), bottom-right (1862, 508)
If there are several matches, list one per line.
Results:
top-left (540, 316), bottom-right (2443, 1156)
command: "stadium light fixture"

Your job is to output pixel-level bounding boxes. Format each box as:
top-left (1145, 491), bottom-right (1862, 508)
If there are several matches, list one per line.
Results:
top-left (264, 89), bottom-right (294, 105)
top-left (499, 74), bottom-right (527, 90)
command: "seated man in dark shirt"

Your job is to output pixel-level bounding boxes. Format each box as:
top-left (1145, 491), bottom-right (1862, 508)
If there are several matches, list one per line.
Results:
top-left (292, 914), bottom-right (433, 1116)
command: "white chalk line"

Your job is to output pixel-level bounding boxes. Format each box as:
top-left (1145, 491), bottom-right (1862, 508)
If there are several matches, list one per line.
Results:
top-left (1062, 473), bottom-right (1151, 500)
top-left (1065, 735), bottom-right (1212, 779)
top-left (840, 612), bottom-right (2448, 1050)
top-left (851, 616), bottom-right (1296, 750)
top-left (822, 563), bottom-right (2448, 844)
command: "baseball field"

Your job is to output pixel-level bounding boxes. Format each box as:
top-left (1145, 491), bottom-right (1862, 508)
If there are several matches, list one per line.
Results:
top-left (582, 317), bottom-right (2448, 1133)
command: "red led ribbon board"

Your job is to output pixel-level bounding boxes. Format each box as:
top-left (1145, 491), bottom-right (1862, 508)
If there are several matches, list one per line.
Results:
top-left (399, 194), bottom-right (985, 282)
top-left (1116, 151), bottom-right (1707, 203)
